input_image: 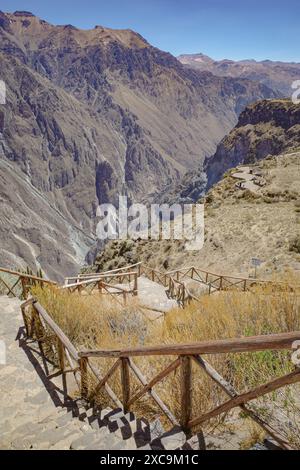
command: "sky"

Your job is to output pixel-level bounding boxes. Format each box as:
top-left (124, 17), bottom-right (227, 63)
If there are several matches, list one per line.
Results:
top-left (1, 0), bottom-right (299, 62)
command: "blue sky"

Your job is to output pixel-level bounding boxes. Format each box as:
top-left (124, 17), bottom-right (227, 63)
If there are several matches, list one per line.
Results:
top-left (1, 0), bottom-right (299, 62)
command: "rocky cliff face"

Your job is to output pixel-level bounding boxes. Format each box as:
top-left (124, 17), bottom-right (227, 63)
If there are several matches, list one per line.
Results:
top-left (178, 53), bottom-right (300, 96)
top-left (205, 99), bottom-right (300, 189)
top-left (0, 11), bottom-right (277, 277)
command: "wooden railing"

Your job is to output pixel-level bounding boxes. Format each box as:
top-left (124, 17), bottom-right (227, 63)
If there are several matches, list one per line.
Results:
top-left (62, 271), bottom-right (138, 298)
top-left (165, 266), bottom-right (297, 294)
top-left (76, 333), bottom-right (300, 450)
top-left (0, 267), bottom-right (57, 299)
top-left (62, 261), bottom-right (300, 309)
top-left (21, 297), bottom-right (300, 450)
top-left (95, 263), bottom-right (296, 307)
top-left (140, 265), bottom-right (300, 306)
top-left (64, 262), bottom-right (142, 285)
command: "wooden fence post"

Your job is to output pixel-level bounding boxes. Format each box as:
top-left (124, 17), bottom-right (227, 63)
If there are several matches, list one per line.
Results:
top-left (182, 285), bottom-right (186, 307)
top-left (21, 305), bottom-right (30, 337)
top-left (21, 277), bottom-right (29, 299)
top-left (133, 273), bottom-right (138, 296)
top-left (180, 355), bottom-right (192, 437)
top-left (57, 339), bottom-right (65, 372)
top-left (80, 358), bottom-right (88, 399)
top-left (121, 357), bottom-right (130, 413)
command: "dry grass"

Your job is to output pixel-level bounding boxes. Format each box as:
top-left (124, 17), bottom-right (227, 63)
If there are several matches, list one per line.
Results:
top-left (31, 275), bottom-right (300, 448)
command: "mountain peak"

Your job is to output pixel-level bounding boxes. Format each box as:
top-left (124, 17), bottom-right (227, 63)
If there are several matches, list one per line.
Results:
top-left (13, 11), bottom-right (35, 17)
top-left (0, 11), bottom-right (149, 50)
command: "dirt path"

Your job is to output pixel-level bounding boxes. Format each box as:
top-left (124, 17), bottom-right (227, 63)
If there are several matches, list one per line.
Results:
top-left (232, 166), bottom-right (264, 192)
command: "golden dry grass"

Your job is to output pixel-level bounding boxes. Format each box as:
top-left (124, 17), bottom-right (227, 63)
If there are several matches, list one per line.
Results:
top-left (31, 275), bottom-right (300, 448)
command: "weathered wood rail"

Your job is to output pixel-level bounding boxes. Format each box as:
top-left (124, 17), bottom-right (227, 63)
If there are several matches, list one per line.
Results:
top-left (0, 265), bottom-right (139, 303)
top-left (141, 265), bottom-right (300, 306)
top-left (62, 271), bottom-right (138, 301)
top-left (140, 264), bottom-right (193, 306)
top-left (0, 267), bottom-right (56, 299)
top-left (166, 266), bottom-right (296, 295)
top-left (21, 297), bottom-right (300, 450)
top-left (64, 262), bottom-right (142, 285)
top-left (71, 262), bottom-right (300, 308)
top-left (2, 260), bottom-right (298, 308)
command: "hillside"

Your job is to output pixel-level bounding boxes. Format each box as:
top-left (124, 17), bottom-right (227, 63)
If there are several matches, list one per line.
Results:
top-left (205, 99), bottom-right (300, 188)
top-left (92, 154), bottom-right (300, 279)
top-left (0, 11), bottom-right (278, 278)
top-left (178, 53), bottom-right (300, 96)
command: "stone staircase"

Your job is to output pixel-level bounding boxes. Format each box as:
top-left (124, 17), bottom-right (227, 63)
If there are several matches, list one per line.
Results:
top-left (0, 295), bottom-right (202, 450)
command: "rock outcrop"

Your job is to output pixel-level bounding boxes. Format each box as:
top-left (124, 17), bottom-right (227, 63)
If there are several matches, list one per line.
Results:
top-left (205, 99), bottom-right (300, 189)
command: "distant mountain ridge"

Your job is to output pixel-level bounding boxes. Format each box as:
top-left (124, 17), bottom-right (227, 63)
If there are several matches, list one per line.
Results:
top-left (178, 53), bottom-right (300, 96)
top-left (161, 98), bottom-right (300, 204)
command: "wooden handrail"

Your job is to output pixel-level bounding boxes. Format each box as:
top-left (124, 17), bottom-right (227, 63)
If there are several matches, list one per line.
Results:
top-left (192, 354), bottom-right (292, 450)
top-left (140, 263), bottom-right (300, 303)
top-left (0, 267), bottom-right (56, 285)
top-left (61, 272), bottom-right (137, 289)
top-left (20, 297), bottom-right (299, 448)
top-left (65, 263), bottom-right (142, 282)
top-left (78, 331), bottom-right (300, 358)
top-left (188, 368), bottom-right (300, 429)
top-left (62, 271), bottom-right (138, 289)
top-left (164, 265), bottom-right (291, 285)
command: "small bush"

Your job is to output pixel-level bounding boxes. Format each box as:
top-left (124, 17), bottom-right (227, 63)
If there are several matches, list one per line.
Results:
top-left (289, 235), bottom-right (300, 254)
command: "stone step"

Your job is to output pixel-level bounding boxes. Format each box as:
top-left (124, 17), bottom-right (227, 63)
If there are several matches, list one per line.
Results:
top-left (0, 295), bottom-right (206, 451)
top-left (70, 427), bottom-right (115, 450)
top-left (85, 406), bottom-right (152, 448)
top-left (181, 432), bottom-right (206, 450)
top-left (150, 426), bottom-right (187, 450)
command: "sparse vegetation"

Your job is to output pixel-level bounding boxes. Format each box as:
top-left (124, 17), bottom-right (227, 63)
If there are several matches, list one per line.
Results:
top-left (289, 235), bottom-right (300, 254)
top-left (32, 273), bottom-right (300, 448)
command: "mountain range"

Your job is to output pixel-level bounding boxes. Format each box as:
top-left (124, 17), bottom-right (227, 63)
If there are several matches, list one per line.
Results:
top-left (0, 11), bottom-right (292, 279)
top-left (178, 53), bottom-right (300, 96)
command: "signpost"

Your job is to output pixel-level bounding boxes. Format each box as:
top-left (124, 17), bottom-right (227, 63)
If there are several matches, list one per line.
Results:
top-left (251, 258), bottom-right (262, 279)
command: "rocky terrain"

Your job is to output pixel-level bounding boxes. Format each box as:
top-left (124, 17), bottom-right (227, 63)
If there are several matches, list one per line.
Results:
top-left (92, 151), bottom-right (300, 278)
top-left (0, 11), bottom-right (278, 278)
top-left (178, 53), bottom-right (300, 96)
top-left (205, 99), bottom-right (300, 188)
top-left (147, 98), bottom-right (300, 204)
